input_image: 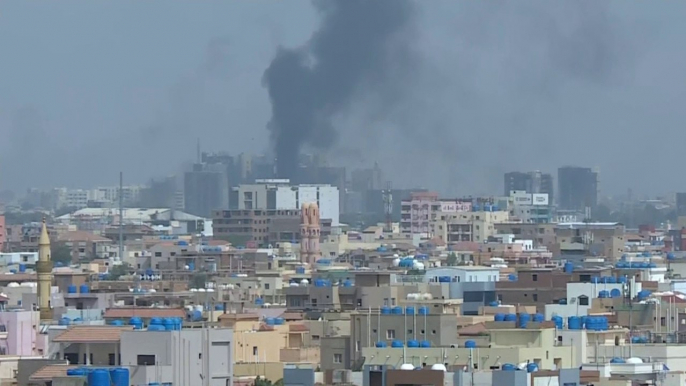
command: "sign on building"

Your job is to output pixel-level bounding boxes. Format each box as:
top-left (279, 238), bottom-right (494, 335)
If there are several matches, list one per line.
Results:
top-left (440, 201), bottom-right (472, 212)
top-left (532, 194), bottom-right (549, 206)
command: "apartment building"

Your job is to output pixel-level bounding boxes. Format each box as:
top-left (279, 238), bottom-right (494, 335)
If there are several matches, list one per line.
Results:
top-left (400, 192), bottom-right (472, 236)
top-left (553, 222), bottom-right (625, 261)
top-left (431, 209), bottom-right (509, 243)
top-left (213, 209), bottom-right (301, 246)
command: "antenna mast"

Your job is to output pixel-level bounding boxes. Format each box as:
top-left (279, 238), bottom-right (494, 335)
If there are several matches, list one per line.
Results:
top-left (382, 181), bottom-right (393, 232)
top-left (119, 172), bottom-right (124, 262)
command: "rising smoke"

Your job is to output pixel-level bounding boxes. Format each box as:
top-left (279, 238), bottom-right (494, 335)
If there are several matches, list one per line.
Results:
top-left (263, 0), bottom-right (416, 179)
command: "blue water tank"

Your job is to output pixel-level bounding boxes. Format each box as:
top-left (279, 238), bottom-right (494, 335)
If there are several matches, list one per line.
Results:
top-left (149, 324), bottom-right (167, 331)
top-left (109, 320), bottom-right (124, 326)
top-left (377, 246), bottom-right (387, 252)
top-left (163, 318), bottom-right (175, 330)
top-left (464, 340), bottom-right (477, 348)
top-left (551, 315), bottom-right (563, 329)
top-left (405, 307), bottom-right (415, 315)
top-left (504, 314), bottom-right (517, 322)
top-left (375, 341), bottom-right (387, 348)
top-left (610, 289), bottom-right (621, 298)
top-left (610, 357), bottom-right (625, 364)
top-left (391, 340), bottom-right (404, 348)
top-left (607, 276), bottom-right (617, 283)
top-left (631, 336), bottom-right (643, 344)
top-left (526, 363), bottom-right (539, 373)
top-left (67, 285), bottom-right (77, 294)
top-left (9, 269), bottom-right (16, 274)
top-left (88, 369), bottom-right (110, 386)
top-left (564, 262), bottom-right (574, 274)
top-left (188, 263), bottom-right (195, 271)
top-left (192, 310), bottom-right (202, 321)
top-left (381, 306), bottom-right (391, 315)
top-left (518, 313), bottom-right (530, 328)
top-left (67, 368), bottom-right (87, 376)
top-left (494, 313), bottom-right (506, 322)
top-left (150, 317), bottom-right (162, 326)
top-left (438, 276), bottom-right (451, 283)
top-left (418, 306), bottom-right (429, 315)
top-left (618, 276), bottom-right (627, 284)
top-left (79, 284), bottom-right (90, 294)
top-left (508, 274), bottom-right (517, 281)
top-left (407, 340), bottom-right (420, 348)
top-left (668, 252), bottom-right (676, 260)
top-left (275, 317), bottom-right (285, 325)
top-left (599, 290), bottom-right (610, 298)
top-left (59, 317), bottom-right (71, 326)
top-left (533, 313), bottom-right (544, 323)
top-left (489, 301), bottom-right (499, 307)
top-left (128, 317), bottom-right (143, 330)
top-left (580, 316), bottom-right (587, 328)
top-left (214, 304), bottom-right (225, 311)
top-left (568, 316), bottom-right (581, 330)
top-left (295, 266), bottom-right (306, 274)
top-left (110, 367), bottom-right (130, 386)
top-left (649, 263), bottom-right (657, 268)
top-left (642, 251), bottom-right (651, 257)
top-left (592, 277), bottom-right (600, 284)
top-left (265, 317), bottom-right (276, 325)
top-left (420, 340), bottom-right (431, 348)
top-left (392, 306), bottom-right (403, 315)
top-left (145, 268), bottom-right (154, 276)
top-left (501, 363), bottom-right (517, 371)
top-left (343, 280), bottom-right (353, 287)
top-left (255, 298), bottom-right (265, 305)
top-left (558, 298), bottom-right (567, 305)
top-left (18, 264), bottom-right (26, 273)
top-left (472, 205), bottom-right (480, 212)
top-left (616, 262), bottom-right (627, 269)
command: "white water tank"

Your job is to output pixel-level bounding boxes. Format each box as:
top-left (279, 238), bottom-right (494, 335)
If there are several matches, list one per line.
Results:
top-left (399, 364), bottom-right (415, 370)
top-left (393, 258), bottom-right (401, 267)
top-left (431, 364), bottom-right (447, 372)
top-left (626, 357), bottom-right (643, 364)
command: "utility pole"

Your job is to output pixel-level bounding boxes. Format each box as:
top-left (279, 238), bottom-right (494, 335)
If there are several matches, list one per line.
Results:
top-left (119, 172), bottom-right (124, 263)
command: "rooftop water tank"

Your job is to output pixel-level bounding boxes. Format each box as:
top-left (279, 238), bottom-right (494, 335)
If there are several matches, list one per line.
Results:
top-left (568, 316), bottom-right (581, 330)
top-left (494, 313), bottom-right (506, 322)
top-left (407, 340), bottom-right (420, 348)
top-left (430, 364), bottom-right (447, 372)
top-left (551, 315), bottom-right (563, 329)
top-left (128, 317), bottom-right (143, 330)
top-left (405, 307), bottom-right (415, 315)
top-left (381, 306), bottom-right (391, 315)
top-left (591, 277), bottom-right (600, 283)
top-left (464, 340), bottom-right (477, 348)
top-left (504, 314), bottom-right (517, 322)
top-left (399, 364), bottom-right (415, 370)
top-left (67, 285), bottom-right (77, 294)
top-left (668, 252), bottom-right (676, 260)
top-left (392, 306), bottom-right (403, 315)
top-left (616, 262), bottom-right (627, 269)
top-left (191, 310), bottom-right (202, 321)
top-left (150, 317), bottom-right (163, 326)
top-left (18, 264), bottom-right (26, 273)
top-left (58, 317), bottom-right (71, 326)
top-left (438, 276), bottom-right (451, 283)
top-left (265, 317), bottom-right (276, 326)
top-left (599, 290), bottom-right (610, 298)
top-left (558, 298), bottom-right (567, 305)
top-left (255, 298), bottom-right (265, 305)
top-left (610, 357), bottom-right (625, 364)
top-left (163, 318), bottom-right (175, 330)
top-left (610, 289), bottom-right (621, 298)
top-left (508, 274), bottom-right (517, 281)
top-left (110, 367), bottom-right (130, 386)
top-left (375, 341), bottom-right (387, 348)
top-left (275, 317), bottom-right (285, 325)
top-left (66, 368), bottom-right (86, 376)
top-left (109, 320), bottom-right (124, 326)
top-left (79, 284), bottom-right (90, 294)
top-left (391, 340), bottom-right (404, 348)
top-left (501, 363), bottom-right (517, 371)
top-left (626, 357), bottom-right (643, 364)
top-left (564, 262), bottom-right (574, 274)
top-left (418, 306), bottom-right (429, 315)
top-left (526, 363), bottom-right (538, 373)
top-left (88, 369), bottom-right (110, 386)
top-left (489, 301), bottom-right (499, 307)
top-left (343, 280), bottom-right (353, 287)
top-left (518, 313), bottom-right (531, 328)
top-left (533, 313), bottom-right (544, 323)
top-left (420, 340), bottom-right (431, 348)
top-left (214, 304), bottom-right (225, 311)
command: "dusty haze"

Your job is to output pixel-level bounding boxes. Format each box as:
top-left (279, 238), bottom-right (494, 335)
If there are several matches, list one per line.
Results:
top-left (1, 1), bottom-right (685, 197)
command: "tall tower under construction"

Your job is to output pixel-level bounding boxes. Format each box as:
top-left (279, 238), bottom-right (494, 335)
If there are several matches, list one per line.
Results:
top-left (37, 219), bottom-right (53, 323)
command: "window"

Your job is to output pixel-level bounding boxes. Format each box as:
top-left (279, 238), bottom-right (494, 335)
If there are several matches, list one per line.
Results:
top-left (533, 294), bottom-right (538, 301)
top-left (532, 274), bottom-right (538, 282)
top-left (578, 296), bottom-right (589, 306)
top-left (312, 335), bottom-right (320, 341)
top-left (264, 283), bottom-right (270, 290)
top-left (154, 252), bottom-right (162, 257)
top-left (386, 329), bottom-right (395, 339)
top-left (333, 353), bottom-right (343, 364)
top-left (253, 346), bottom-right (258, 356)
top-left (661, 317), bottom-right (666, 327)
top-left (137, 355), bottom-right (156, 365)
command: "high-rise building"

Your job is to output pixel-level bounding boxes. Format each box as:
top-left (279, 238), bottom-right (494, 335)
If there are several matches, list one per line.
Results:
top-left (184, 164), bottom-right (229, 217)
top-left (676, 193), bottom-right (686, 217)
top-left (503, 171), bottom-right (554, 203)
top-left (557, 166), bottom-right (599, 211)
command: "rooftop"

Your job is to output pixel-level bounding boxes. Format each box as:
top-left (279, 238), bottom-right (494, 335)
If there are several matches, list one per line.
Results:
top-left (103, 307), bottom-right (186, 319)
top-left (29, 364), bottom-right (77, 381)
top-left (53, 325), bottom-right (134, 343)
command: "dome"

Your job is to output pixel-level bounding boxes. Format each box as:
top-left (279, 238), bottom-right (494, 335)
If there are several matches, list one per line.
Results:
top-left (430, 364), bottom-right (447, 372)
top-left (399, 364), bottom-right (415, 370)
top-left (626, 357), bottom-right (643, 364)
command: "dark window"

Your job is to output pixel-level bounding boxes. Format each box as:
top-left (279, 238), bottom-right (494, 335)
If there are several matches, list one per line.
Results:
top-left (137, 355), bottom-right (156, 365)
top-left (578, 296), bottom-right (589, 306)
top-left (154, 252), bottom-right (162, 257)
top-left (533, 294), bottom-right (538, 301)
top-left (64, 353), bottom-right (78, 364)
top-left (108, 353), bottom-right (116, 365)
top-left (579, 274), bottom-right (591, 282)
top-left (463, 291), bottom-right (483, 302)
top-left (532, 274), bottom-right (538, 282)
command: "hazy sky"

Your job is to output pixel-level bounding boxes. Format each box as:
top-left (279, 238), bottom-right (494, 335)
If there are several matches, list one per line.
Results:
top-left (1, 1), bottom-right (685, 197)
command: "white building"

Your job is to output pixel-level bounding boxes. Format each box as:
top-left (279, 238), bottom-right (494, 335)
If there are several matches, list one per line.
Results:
top-left (423, 266), bottom-right (500, 283)
top-left (508, 190), bottom-right (552, 223)
top-left (233, 179), bottom-right (340, 224)
top-left (545, 281), bottom-right (642, 319)
top-left (0, 252), bottom-right (39, 266)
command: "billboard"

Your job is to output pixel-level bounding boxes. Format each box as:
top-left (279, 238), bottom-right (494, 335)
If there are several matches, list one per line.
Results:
top-left (512, 192), bottom-right (532, 205)
top-left (440, 201), bottom-right (472, 213)
top-left (532, 194), bottom-right (549, 206)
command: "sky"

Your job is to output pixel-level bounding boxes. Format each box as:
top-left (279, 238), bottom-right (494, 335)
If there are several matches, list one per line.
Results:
top-left (1, 1), bottom-right (685, 197)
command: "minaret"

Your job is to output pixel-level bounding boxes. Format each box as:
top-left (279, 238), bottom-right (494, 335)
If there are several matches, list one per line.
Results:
top-left (37, 219), bottom-right (53, 323)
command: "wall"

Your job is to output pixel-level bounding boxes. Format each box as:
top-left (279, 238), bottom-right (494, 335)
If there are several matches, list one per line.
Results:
top-left (234, 362), bottom-right (284, 381)
top-left (0, 311), bottom-right (39, 355)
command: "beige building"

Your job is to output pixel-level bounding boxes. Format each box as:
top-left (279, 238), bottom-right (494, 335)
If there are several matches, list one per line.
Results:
top-left (431, 210), bottom-right (509, 243)
top-left (553, 222), bottom-right (625, 260)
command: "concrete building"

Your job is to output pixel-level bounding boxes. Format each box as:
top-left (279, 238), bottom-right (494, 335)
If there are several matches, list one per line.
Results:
top-left (56, 231), bottom-right (113, 262)
top-left (508, 190), bottom-right (552, 224)
top-left (423, 267), bottom-right (498, 315)
top-left (558, 166), bottom-right (599, 211)
top-left (232, 180), bottom-right (340, 225)
top-left (430, 209), bottom-right (509, 243)
top-left (553, 222), bottom-right (625, 261)
top-left (212, 209), bottom-right (301, 246)
top-left (400, 192), bottom-right (472, 236)
top-left (0, 215), bottom-right (5, 252)
top-left (504, 170), bottom-right (554, 203)
top-left (0, 310), bottom-right (39, 355)
top-left (184, 163), bottom-right (229, 217)
top-left (300, 203), bottom-right (322, 265)
top-left (120, 327), bottom-right (233, 386)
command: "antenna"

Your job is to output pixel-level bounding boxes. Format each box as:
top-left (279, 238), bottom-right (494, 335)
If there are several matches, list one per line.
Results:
top-left (119, 172), bottom-right (124, 262)
top-left (382, 181), bottom-right (393, 232)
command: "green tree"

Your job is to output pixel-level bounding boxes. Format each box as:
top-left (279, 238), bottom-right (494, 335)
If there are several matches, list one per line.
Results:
top-left (107, 263), bottom-right (131, 280)
top-left (447, 252), bottom-right (458, 266)
top-left (51, 244), bottom-right (73, 266)
top-left (191, 273), bottom-right (207, 289)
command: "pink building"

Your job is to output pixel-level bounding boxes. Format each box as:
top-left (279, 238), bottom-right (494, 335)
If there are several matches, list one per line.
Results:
top-left (0, 310), bottom-right (39, 355)
top-left (400, 192), bottom-right (472, 236)
top-left (300, 203), bottom-right (321, 265)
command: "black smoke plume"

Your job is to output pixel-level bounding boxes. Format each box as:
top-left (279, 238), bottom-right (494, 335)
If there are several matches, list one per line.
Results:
top-left (263, 0), bottom-right (416, 179)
